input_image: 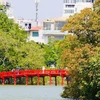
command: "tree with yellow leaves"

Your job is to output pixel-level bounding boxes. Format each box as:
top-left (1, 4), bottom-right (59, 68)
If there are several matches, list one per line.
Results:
top-left (60, 1), bottom-right (100, 99)
top-left (60, 35), bottom-right (100, 100)
top-left (62, 8), bottom-right (100, 45)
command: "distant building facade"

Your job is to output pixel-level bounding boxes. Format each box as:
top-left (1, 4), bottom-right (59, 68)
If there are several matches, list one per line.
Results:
top-left (29, 0), bottom-right (95, 44)
top-left (62, 0), bottom-right (95, 18)
top-left (29, 17), bottom-right (68, 44)
top-left (0, 0), bottom-right (95, 44)
top-left (15, 18), bottom-right (36, 32)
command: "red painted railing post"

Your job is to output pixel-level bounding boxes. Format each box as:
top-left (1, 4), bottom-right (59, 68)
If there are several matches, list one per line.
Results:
top-left (49, 75), bottom-right (52, 85)
top-left (26, 76), bottom-right (28, 85)
top-left (2, 77), bottom-right (4, 85)
top-left (61, 76), bottom-right (64, 86)
top-left (14, 77), bottom-right (16, 85)
top-left (37, 75), bottom-right (40, 85)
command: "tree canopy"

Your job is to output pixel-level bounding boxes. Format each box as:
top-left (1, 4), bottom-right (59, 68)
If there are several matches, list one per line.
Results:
top-left (62, 8), bottom-right (100, 45)
top-left (60, 1), bottom-right (100, 99)
top-left (0, 11), bottom-right (45, 71)
top-left (44, 37), bottom-right (60, 68)
top-left (93, 0), bottom-right (100, 14)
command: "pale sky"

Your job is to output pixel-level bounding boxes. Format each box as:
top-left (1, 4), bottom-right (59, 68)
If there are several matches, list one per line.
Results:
top-left (9, 0), bottom-right (63, 21)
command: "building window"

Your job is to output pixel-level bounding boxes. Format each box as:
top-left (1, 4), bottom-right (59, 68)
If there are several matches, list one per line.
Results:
top-left (76, 0), bottom-right (92, 2)
top-left (28, 23), bottom-right (31, 29)
top-left (25, 23), bottom-right (27, 26)
top-left (64, 0), bottom-right (76, 3)
top-left (43, 22), bottom-right (54, 30)
top-left (64, 9), bottom-right (74, 13)
top-left (32, 32), bottom-right (39, 37)
top-left (86, 0), bottom-right (91, 2)
top-left (65, 5), bottom-right (75, 8)
top-left (55, 36), bottom-right (64, 40)
top-left (55, 21), bottom-right (66, 30)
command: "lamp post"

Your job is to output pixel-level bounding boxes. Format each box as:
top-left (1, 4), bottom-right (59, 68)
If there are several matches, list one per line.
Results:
top-left (35, 0), bottom-right (39, 26)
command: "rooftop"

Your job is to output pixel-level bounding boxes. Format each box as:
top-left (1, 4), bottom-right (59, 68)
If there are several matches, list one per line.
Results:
top-left (43, 17), bottom-right (67, 22)
top-left (30, 26), bottom-right (42, 31)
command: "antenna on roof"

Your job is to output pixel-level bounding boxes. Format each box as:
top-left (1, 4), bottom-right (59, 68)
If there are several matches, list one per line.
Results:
top-left (35, 0), bottom-right (40, 26)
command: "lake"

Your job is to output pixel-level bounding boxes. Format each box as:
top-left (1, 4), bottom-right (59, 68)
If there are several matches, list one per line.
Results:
top-left (0, 85), bottom-right (69, 100)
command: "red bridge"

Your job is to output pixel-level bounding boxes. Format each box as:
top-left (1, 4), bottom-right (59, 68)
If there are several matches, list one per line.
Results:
top-left (0, 69), bottom-right (69, 86)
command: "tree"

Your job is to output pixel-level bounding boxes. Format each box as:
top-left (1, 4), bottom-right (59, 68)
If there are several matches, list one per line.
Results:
top-left (0, 5), bottom-right (6, 13)
top-left (93, 0), bottom-right (100, 14)
top-left (82, 47), bottom-right (100, 99)
top-left (0, 11), bottom-right (45, 71)
top-left (44, 37), bottom-right (60, 68)
top-left (60, 35), bottom-right (100, 99)
top-left (62, 8), bottom-right (100, 45)
top-left (60, 3), bottom-right (100, 99)
top-left (15, 41), bottom-right (45, 69)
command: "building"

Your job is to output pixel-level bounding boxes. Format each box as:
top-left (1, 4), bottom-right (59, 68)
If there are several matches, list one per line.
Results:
top-left (29, 17), bottom-right (68, 44)
top-left (63, 0), bottom-right (94, 18)
top-left (15, 18), bottom-right (37, 33)
top-left (0, 0), bottom-right (14, 19)
top-left (0, 0), bottom-right (37, 33)
top-left (1, 0), bottom-right (95, 44)
top-left (29, 26), bottom-right (43, 43)
top-left (29, 0), bottom-right (95, 44)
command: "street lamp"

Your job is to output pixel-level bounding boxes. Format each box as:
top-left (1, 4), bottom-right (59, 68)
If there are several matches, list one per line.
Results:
top-left (35, 0), bottom-right (40, 26)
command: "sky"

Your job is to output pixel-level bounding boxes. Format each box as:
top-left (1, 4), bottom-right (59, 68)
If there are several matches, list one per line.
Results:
top-left (9, 0), bottom-right (63, 21)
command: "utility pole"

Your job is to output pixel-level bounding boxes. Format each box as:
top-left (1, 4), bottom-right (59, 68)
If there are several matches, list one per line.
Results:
top-left (35, 0), bottom-right (39, 26)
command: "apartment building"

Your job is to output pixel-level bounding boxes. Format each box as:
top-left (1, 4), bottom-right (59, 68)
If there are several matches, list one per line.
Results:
top-left (63, 0), bottom-right (94, 17)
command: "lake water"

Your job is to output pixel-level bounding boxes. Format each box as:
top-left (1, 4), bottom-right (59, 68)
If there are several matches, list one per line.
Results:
top-left (0, 85), bottom-right (69, 100)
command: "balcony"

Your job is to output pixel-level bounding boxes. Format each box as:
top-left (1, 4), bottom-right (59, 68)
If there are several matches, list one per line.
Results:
top-left (42, 30), bottom-right (68, 36)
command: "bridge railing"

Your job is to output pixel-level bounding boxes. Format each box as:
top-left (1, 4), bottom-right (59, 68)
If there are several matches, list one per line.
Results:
top-left (0, 69), bottom-right (68, 78)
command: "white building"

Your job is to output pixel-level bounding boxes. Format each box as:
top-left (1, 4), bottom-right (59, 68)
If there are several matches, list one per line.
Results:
top-left (29, 17), bottom-right (68, 44)
top-left (63, 0), bottom-right (94, 18)
top-left (0, 0), bottom-right (14, 19)
top-left (29, 0), bottom-right (95, 44)
top-left (15, 18), bottom-right (37, 32)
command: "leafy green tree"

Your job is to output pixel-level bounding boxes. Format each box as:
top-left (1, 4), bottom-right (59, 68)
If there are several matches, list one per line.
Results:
top-left (0, 5), bottom-right (6, 13)
top-left (44, 37), bottom-right (60, 68)
top-left (0, 11), bottom-right (45, 71)
top-left (15, 41), bottom-right (45, 69)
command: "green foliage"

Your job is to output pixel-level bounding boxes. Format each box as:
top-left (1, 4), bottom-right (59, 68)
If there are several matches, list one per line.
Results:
top-left (0, 11), bottom-right (45, 71)
top-left (60, 6), bottom-right (100, 100)
top-left (16, 41), bottom-right (45, 69)
top-left (93, 0), bottom-right (100, 14)
top-left (61, 36), bottom-right (100, 99)
top-left (44, 37), bottom-right (60, 68)
top-left (62, 8), bottom-right (100, 45)
top-left (0, 5), bottom-right (6, 13)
